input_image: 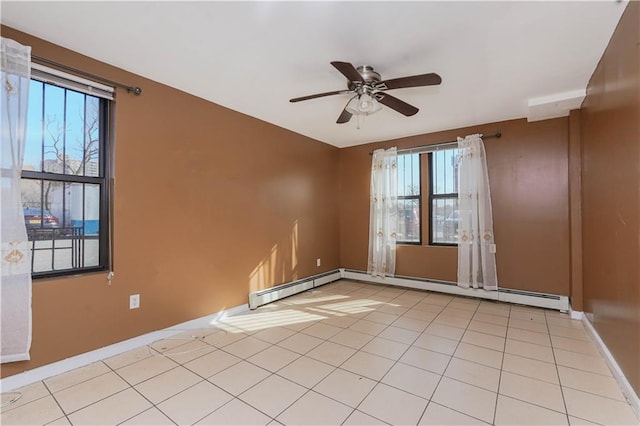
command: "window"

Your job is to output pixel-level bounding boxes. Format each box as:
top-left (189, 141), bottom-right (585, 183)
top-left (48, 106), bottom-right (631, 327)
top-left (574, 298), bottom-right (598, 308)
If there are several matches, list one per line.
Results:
top-left (397, 153), bottom-right (421, 244)
top-left (21, 66), bottom-right (111, 277)
top-left (429, 148), bottom-right (459, 245)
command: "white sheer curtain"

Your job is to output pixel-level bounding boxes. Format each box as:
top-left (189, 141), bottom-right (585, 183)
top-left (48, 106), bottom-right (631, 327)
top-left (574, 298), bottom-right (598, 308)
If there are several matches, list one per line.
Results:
top-left (1, 37), bottom-right (32, 362)
top-left (367, 147), bottom-right (398, 278)
top-left (457, 134), bottom-right (498, 290)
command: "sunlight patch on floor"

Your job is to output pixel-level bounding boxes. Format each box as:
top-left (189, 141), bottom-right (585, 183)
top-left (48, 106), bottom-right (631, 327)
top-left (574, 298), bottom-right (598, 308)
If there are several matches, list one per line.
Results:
top-left (279, 294), bottom-right (350, 306)
top-left (211, 309), bottom-right (326, 332)
top-left (316, 299), bottom-right (390, 314)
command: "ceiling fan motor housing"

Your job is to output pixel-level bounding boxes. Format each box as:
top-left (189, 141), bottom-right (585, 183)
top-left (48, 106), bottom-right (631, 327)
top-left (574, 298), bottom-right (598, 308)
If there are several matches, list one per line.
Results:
top-left (356, 65), bottom-right (381, 83)
top-left (348, 66), bottom-right (382, 95)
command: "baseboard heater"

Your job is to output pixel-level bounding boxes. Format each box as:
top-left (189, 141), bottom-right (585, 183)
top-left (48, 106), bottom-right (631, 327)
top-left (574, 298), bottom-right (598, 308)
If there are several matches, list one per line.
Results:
top-left (248, 269), bottom-right (342, 309)
top-left (340, 269), bottom-right (569, 312)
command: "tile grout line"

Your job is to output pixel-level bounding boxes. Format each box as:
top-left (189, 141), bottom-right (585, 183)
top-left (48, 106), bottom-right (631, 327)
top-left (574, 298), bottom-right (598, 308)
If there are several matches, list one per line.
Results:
top-left (327, 290), bottom-right (511, 424)
top-left (199, 314), bottom-right (364, 424)
top-left (108, 335), bottom-right (271, 425)
top-left (311, 287), bottom-right (419, 423)
top-left (118, 336), bottom-right (279, 425)
top-left (548, 310), bottom-right (572, 425)
top-left (283, 285), bottom-right (424, 424)
top-left (416, 294), bottom-right (488, 425)
top-left (496, 309), bottom-right (572, 424)
top-left (43, 359), bottom-right (152, 421)
top-left (491, 304), bottom-right (510, 426)
top-left (115, 406), bottom-right (178, 426)
top-left (334, 287), bottom-right (425, 426)
top-left (104, 354), bottom-right (183, 425)
top-left (314, 283), bottom-right (630, 424)
top-left (38, 365), bottom-right (112, 396)
top-left (178, 339), bottom-right (281, 426)
top-left (234, 284), bottom-right (412, 425)
top-left (0, 381), bottom-right (49, 415)
top-left (40, 379), bottom-right (72, 425)
top-left (7, 281), bottom-right (632, 426)
top-left (180, 339), bottom-right (280, 423)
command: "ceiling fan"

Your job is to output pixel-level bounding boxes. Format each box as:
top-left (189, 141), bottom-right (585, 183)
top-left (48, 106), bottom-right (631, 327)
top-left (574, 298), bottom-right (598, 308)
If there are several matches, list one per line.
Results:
top-left (289, 61), bottom-right (442, 124)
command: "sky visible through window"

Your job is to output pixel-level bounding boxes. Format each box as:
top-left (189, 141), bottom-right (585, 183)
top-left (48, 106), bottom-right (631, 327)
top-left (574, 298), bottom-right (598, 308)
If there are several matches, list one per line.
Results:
top-left (398, 153), bottom-right (419, 196)
top-left (397, 149), bottom-right (458, 196)
top-left (23, 80), bottom-right (100, 174)
top-left (432, 148), bottom-right (459, 195)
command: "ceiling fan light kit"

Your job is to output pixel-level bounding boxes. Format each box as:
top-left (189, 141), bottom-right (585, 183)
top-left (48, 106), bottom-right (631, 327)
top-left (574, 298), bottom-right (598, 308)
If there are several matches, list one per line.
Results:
top-left (345, 93), bottom-right (382, 116)
top-left (290, 61), bottom-right (442, 125)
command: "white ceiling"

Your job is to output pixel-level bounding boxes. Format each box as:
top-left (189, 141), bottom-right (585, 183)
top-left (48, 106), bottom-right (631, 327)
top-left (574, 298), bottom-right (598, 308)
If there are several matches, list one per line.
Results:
top-left (1, 1), bottom-right (627, 148)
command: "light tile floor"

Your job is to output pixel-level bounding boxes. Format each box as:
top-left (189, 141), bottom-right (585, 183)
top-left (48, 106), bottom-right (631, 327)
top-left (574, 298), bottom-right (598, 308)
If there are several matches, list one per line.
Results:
top-left (2, 280), bottom-right (638, 425)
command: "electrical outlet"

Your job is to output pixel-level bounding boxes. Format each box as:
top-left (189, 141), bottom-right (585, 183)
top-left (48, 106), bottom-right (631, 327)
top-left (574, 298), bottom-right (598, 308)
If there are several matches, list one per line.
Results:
top-left (316, 258), bottom-right (321, 267)
top-left (129, 294), bottom-right (140, 309)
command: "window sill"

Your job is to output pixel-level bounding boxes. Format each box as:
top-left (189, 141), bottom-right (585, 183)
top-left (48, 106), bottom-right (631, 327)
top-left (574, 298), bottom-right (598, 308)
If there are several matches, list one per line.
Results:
top-left (32, 267), bottom-right (108, 282)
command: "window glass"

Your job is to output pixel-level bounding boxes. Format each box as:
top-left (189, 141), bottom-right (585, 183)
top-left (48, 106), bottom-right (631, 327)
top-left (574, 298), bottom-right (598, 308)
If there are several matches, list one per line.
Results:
top-left (21, 77), bottom-right (109, 277)
top-left (397, 153), bottom-right (420, 244)
top-left (430, 148), bottom-right (459, 245)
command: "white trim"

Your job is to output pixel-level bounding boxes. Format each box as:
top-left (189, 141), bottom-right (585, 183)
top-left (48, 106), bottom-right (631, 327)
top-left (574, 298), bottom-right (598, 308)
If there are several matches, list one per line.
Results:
top-left (582, 315), bottom-right (640, 419)
top-left (248, 270), bottom-right (341, 309)
top-left (339, 269), bottom-right (569, 311)
top-left (527, 89), bottom-right (586, 122)
top-left (314, 271), bottom-right (341, 287)
top-left (31, 63), bottom-right (114, 100)
top-left (569, 308), bottom-right (583, 320)
top-left (0, 303), bottom-right (248, 392)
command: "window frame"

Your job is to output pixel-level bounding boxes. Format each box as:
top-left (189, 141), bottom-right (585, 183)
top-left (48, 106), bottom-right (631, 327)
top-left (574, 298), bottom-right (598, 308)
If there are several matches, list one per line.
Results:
top-left (21, 68), bottom-right (112, 279)
top-left (428, 150), bottom-right (459, 247)
top-left (396, 152), bottom-right (422, 245)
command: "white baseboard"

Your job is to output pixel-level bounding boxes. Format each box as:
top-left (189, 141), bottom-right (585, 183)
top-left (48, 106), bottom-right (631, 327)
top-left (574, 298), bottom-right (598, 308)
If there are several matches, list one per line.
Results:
top-left (340, 269), bottom-right (569, 311)
top-left (0, 303), bottom-right (249, 392)
top-left (248, 269), bottom-right (341, 309)
top-left (569, 308), bottom-right (583, 320)
top-left (581, 315), bottom-right (640, 419)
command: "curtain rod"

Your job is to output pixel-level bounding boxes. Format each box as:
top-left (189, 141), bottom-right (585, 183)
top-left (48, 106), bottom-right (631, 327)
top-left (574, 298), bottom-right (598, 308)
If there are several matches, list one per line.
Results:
top-left (31, 55), bottom-right (142, 95)
top-left (369, 132), bottom-right (502, 155)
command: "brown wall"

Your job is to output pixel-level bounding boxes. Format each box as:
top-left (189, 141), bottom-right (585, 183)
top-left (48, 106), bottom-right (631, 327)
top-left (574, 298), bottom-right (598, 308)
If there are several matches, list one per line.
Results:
top-left (339, 117), bottom-right (571, 296)
top-left (1, 27), bottom-right (340, 377)
top-left (580, 1), bottom-right (640, 395)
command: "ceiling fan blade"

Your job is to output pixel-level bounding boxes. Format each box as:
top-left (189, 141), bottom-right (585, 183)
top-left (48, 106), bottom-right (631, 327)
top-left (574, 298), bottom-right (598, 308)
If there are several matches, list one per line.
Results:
top-left (376, 73), bottom-right (442, 90)
top-left (336, 105), bottom-right (353, 124)
top-left (290, 90), bottom-right (351, 103)
top-left (331, 61), bottom-right (364, 83)
top-left (376, 93), bottom-right (419, 116)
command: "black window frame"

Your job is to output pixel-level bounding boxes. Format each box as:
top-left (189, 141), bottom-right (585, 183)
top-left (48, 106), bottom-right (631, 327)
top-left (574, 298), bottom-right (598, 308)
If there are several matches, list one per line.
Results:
top-left (21, 76), bottom-right (111, 279)
top-left (396, 152), bottom-right (422, 245)
top-left (428, 150), bottom-right (459, 246)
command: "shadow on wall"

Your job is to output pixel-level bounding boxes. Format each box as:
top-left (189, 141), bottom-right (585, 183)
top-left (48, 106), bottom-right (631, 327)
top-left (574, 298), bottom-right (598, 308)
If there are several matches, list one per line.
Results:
top-left (249, 220), bottom-right (299, 292)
